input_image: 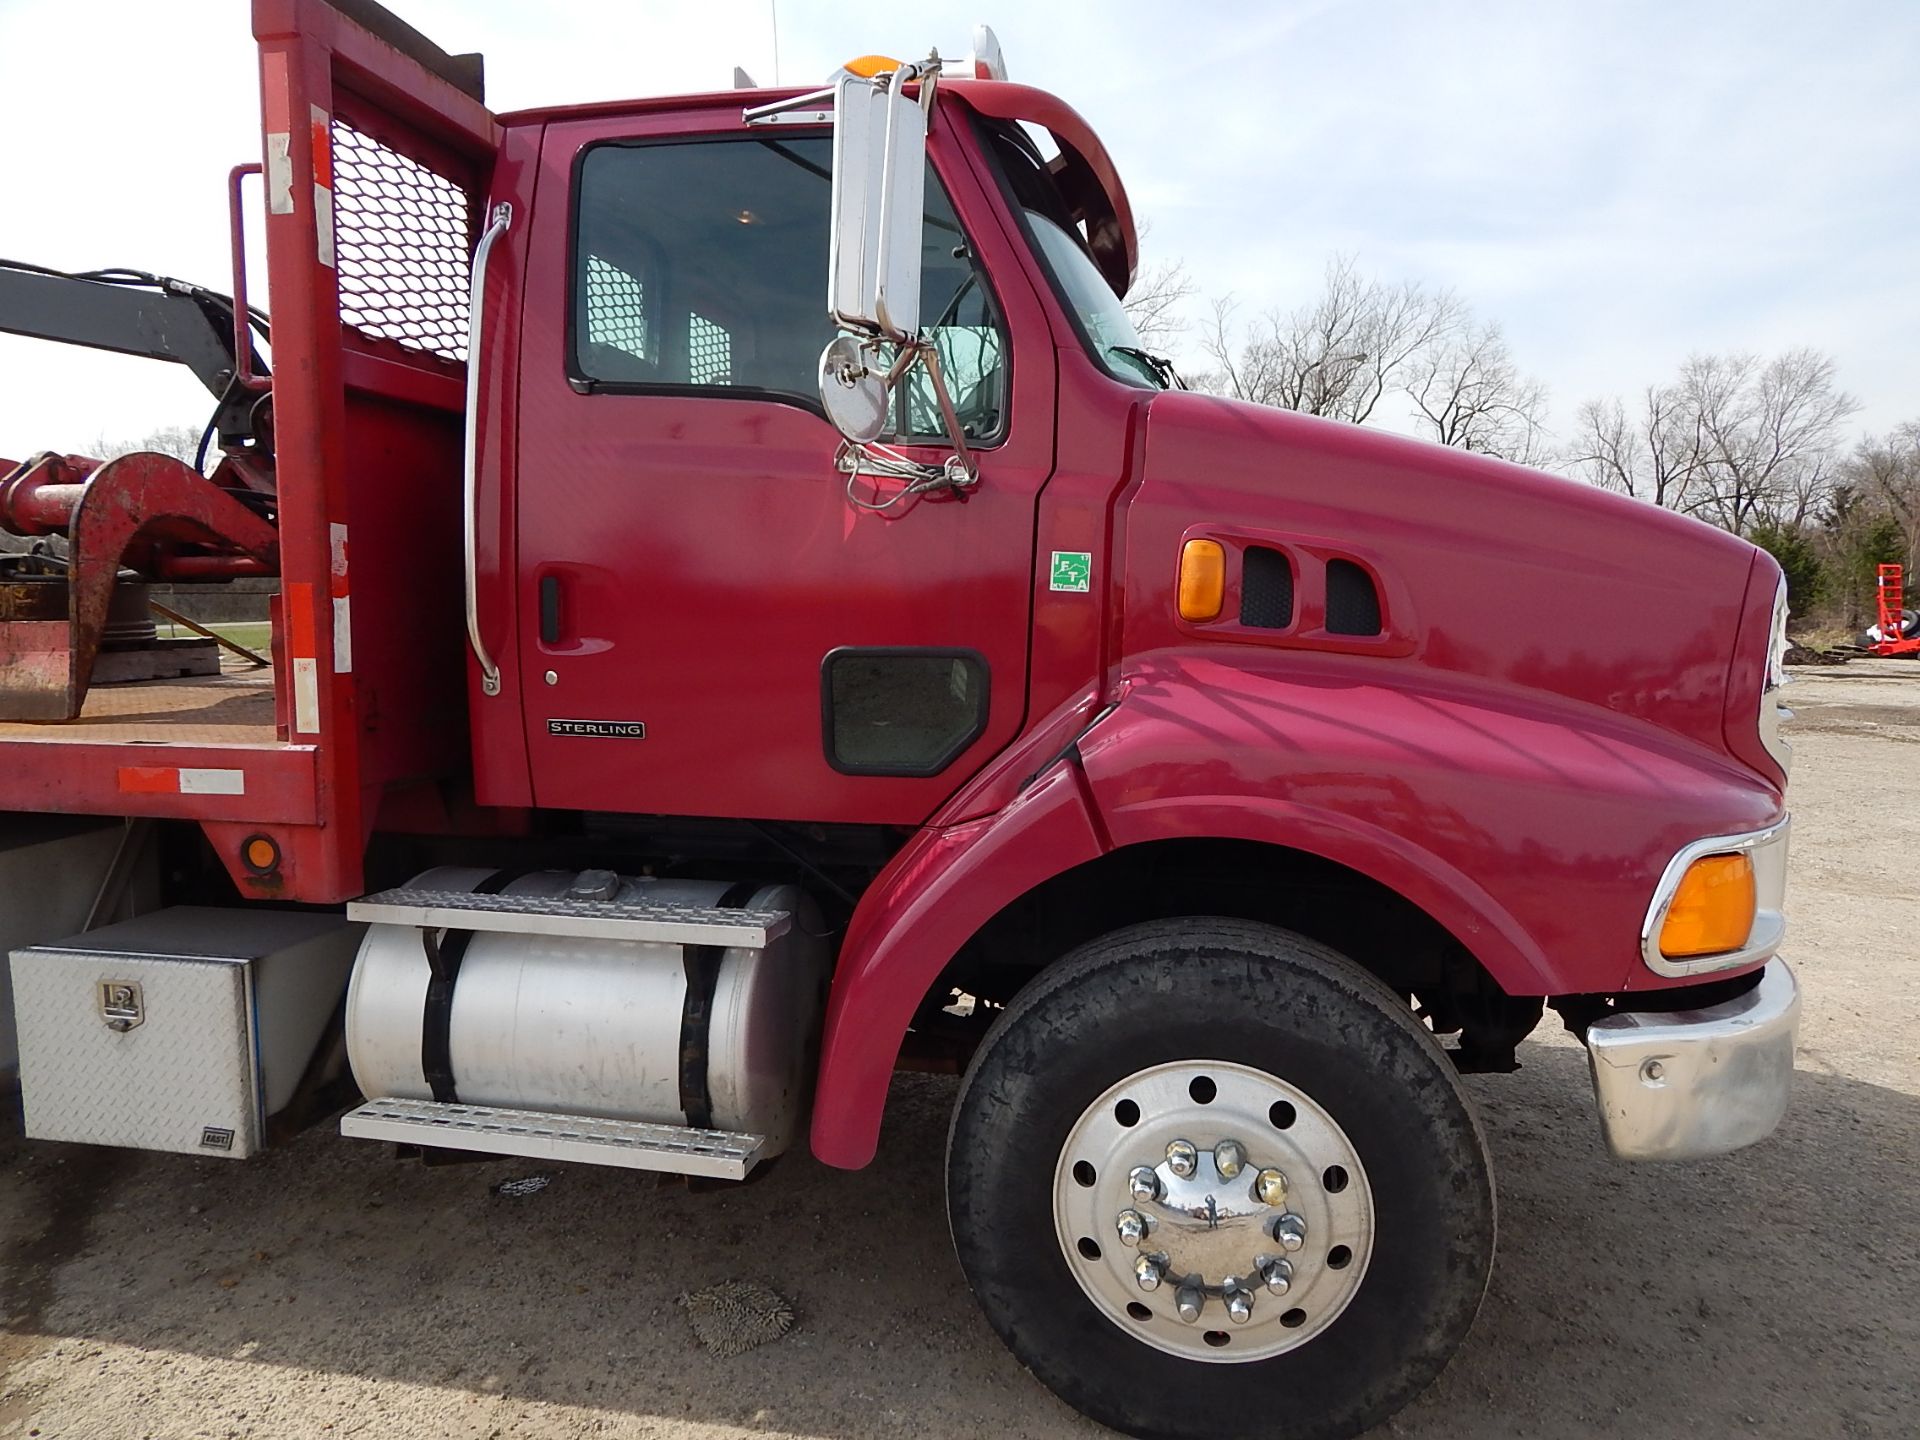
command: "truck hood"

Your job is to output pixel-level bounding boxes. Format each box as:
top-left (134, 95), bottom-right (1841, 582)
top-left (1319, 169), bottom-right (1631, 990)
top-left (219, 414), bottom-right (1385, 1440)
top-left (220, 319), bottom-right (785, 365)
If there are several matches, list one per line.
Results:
top-left (1125, 390), bottom-right (1770, 767)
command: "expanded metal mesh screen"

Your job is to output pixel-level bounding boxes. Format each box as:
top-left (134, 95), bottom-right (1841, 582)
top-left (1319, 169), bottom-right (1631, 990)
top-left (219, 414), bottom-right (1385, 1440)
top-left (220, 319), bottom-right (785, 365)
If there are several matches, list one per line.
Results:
top-left (584, 256), bottom-right (648, 359)
top-left (330, 119), bottom-right (474, 361)
top-left (688, 313), bottom-right (732, 385)
top-left (1239, 546), bottom-right (1295, 630)
top-left (1325, 559), bottom-right (1383, 636)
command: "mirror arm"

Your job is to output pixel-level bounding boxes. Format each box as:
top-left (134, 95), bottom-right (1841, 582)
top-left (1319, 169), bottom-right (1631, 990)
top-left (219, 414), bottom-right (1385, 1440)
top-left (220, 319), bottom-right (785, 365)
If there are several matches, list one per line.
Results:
top-left (741, 86), bottom-right (835, 125)
top-left (914, 340), bottom-right (976, 485)
top-left (836, 335), bottom-right (977, 502)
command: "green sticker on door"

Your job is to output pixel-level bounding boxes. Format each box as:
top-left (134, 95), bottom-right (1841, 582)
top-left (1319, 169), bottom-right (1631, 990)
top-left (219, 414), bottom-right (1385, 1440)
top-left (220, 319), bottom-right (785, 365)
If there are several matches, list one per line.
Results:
top-left (1050, 551), bottom-right (1092, 593)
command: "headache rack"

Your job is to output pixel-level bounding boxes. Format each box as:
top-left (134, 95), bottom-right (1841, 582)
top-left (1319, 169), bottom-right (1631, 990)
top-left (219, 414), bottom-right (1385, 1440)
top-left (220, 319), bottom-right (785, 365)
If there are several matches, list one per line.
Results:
top-left (0, 0), bottom-right (502, 903)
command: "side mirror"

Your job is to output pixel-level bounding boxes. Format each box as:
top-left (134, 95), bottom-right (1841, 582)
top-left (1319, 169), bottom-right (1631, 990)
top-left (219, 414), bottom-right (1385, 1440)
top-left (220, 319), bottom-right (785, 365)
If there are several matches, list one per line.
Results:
top-left (817, 59), bottom-right (976, 496)
top-left (827, 68), bottom-right (926, 341)
top-left (817, 334), bottom-right (889, 446)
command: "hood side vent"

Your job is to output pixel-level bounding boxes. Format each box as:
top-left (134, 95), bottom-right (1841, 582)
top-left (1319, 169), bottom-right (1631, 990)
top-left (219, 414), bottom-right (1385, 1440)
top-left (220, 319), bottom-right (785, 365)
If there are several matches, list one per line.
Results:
top-left (1240, 547), bottom-right (1294, 629)
top-left (1325, 559), bottom-right (1382, 636)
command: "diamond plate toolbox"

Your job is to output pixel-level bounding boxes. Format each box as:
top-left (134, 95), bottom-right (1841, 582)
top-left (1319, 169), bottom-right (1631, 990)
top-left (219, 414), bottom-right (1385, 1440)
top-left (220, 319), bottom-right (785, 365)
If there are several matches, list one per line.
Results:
top-left (10, 908), bottom-right (360, 1159)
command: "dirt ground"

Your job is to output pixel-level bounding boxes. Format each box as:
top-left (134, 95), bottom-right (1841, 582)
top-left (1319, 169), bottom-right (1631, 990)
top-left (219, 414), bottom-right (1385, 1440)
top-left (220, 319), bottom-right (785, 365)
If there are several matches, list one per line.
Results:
top-left (0, 662), bottom-right (1914, 1440)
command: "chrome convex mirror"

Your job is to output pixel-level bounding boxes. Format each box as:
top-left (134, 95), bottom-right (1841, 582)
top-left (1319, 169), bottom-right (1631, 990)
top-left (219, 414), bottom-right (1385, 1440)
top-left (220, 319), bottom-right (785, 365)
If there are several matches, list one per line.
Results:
top-left (818, 335), bottom-right (888, 445)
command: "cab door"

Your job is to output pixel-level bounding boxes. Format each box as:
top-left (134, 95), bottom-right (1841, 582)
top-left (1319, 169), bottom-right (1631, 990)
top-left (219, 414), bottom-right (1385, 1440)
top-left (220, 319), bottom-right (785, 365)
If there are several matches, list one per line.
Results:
top-left (511, 104), bottom-right (1056, 826)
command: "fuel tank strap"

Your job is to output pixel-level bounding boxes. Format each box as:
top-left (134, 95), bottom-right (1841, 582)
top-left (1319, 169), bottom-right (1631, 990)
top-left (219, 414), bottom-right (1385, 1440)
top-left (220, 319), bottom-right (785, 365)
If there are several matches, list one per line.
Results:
top-left (419, 868), bottom-right (531, 1103)
top-left (677, 881), bottom-right (762, 1130)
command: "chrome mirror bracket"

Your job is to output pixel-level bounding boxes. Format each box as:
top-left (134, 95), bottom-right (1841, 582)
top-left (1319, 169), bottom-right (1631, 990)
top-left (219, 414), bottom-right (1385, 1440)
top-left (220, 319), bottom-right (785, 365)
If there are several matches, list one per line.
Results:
top-left (823, 334), bottom-right (979, 512)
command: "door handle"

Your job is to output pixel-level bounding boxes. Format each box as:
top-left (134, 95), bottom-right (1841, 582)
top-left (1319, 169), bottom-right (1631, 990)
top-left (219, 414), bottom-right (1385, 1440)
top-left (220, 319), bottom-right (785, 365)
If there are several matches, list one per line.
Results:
top-left (463, 200), bottom-right (512, 697)
top-left (539, 574), bottom-right (561, 646)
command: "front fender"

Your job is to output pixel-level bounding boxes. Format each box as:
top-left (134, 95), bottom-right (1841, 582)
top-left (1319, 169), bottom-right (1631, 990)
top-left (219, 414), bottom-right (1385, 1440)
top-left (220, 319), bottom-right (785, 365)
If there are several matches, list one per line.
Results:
top-left (809, 760), bottom-right (1106, 1169)
top-left (1079, 649), bottom-right (1781, 994)
top-left (809, 649), bottom-right (1781, 1170)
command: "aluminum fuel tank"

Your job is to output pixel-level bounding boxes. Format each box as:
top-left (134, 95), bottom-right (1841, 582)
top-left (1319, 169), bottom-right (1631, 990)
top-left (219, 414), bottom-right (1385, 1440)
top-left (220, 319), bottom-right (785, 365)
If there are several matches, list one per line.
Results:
top-left (346, 868), bottom-right (827, 1155)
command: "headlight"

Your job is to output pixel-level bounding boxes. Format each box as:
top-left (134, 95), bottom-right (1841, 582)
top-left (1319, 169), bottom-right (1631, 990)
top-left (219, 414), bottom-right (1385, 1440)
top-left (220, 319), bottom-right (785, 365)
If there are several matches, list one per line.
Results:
top-left (1757, 575), bottom-right (1791, 777)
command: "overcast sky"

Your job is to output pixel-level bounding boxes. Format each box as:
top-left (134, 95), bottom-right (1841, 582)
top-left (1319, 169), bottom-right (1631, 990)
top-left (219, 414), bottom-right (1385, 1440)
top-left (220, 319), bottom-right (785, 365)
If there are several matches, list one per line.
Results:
top-left (1, 0), bottom-right (1914, 462)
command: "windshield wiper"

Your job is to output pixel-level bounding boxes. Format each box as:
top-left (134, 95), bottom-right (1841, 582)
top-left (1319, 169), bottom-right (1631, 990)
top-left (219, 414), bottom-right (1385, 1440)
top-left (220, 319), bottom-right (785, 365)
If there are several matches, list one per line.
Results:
top-left (1111, 345), bottom-right (1181, 390)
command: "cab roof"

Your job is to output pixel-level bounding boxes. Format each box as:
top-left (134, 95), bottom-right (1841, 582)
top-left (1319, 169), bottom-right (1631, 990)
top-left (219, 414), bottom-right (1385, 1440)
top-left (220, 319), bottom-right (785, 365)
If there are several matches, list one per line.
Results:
top-left (497, 78), bottom-right (1138, 297)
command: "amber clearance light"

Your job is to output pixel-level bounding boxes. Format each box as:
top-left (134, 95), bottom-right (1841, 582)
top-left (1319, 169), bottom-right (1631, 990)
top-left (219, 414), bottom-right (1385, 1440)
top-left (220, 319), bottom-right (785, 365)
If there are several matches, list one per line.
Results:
top-left (241, 833), bottom-right (281, 876)
top-left (841, 54), bottom-right (906, 78)
top-left (1658, 853), bottom-right (1756, 958)
top-left (1178, 540), bottom-right (1225, 621)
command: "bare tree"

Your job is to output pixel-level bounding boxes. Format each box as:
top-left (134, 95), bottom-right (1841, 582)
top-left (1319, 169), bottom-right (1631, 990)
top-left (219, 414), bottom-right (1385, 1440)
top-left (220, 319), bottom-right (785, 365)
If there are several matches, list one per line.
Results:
top-left (1201, 256), bottom-right (1464, 425)
top-left (1840, 420), bottom-right (1920, 560)
top-left (1403, 320), bottom-right (1549, 463)
top-left (1565, 349), bottom-right (1856, 534)
top-left (89, 425), bottom-right (204, 466)
top-left (1684, 349), bottom-right (1857, 532)
top-left (1564, 385), bottom-right (1707, 510)
top-left (1122, 223), bottom-right (1195, 349)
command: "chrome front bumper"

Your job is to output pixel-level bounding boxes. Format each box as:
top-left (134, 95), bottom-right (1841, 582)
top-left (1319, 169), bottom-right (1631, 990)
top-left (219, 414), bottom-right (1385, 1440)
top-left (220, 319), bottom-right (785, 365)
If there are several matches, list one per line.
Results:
top-left (1585, 959), bottom-right (1799, 1161)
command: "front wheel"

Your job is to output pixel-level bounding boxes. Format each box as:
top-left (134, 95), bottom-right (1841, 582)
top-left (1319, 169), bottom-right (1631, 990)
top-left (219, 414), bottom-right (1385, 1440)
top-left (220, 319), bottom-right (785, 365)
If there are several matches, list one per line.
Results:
top-left (947, 919), bottom-right (1494, 1440)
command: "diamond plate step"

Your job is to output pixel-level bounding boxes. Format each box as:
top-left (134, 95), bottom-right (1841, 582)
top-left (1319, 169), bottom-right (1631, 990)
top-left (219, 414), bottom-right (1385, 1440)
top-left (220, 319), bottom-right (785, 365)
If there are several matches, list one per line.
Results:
top-left (341, 1097), bottom-right (767, 1178)
top-left (347, 887), bottom-right (790, 948)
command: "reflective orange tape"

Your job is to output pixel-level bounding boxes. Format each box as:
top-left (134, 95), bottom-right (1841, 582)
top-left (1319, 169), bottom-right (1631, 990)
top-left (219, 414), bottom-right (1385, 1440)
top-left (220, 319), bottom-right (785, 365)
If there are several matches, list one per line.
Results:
top-left (117, 767), bottom-right (176, 794)
top-left (286, 581), bottom-right (317, 658)
top-left (310, 108), bottom-right (333, 188)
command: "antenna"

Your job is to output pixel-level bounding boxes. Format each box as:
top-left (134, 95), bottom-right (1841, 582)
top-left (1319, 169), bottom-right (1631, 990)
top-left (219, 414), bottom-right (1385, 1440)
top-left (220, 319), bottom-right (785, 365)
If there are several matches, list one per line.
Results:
top-left (769, 0), bottom-right (781, 83)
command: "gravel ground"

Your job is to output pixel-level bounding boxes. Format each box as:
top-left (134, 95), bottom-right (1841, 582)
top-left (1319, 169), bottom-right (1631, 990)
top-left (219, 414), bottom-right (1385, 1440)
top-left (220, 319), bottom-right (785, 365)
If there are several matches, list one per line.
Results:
top-left (0, 662), bottom-right (1914, 1440)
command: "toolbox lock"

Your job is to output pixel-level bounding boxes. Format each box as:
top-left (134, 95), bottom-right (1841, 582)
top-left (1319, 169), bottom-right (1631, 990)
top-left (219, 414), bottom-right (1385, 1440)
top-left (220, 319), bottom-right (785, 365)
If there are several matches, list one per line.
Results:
top-left (97, 979), bottom-right (144, 1032)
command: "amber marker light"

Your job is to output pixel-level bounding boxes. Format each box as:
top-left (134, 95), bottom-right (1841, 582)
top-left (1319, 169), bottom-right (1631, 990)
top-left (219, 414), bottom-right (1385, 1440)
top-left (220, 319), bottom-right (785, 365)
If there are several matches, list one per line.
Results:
top-left (841, 54), bottom-right (905, 77)
top-left (1658, 853), bottom-right (1756, 958)
top-left (241, 833), bottom-right (281, 875)
top-left (1178, 539), bottom-right (1226, 621)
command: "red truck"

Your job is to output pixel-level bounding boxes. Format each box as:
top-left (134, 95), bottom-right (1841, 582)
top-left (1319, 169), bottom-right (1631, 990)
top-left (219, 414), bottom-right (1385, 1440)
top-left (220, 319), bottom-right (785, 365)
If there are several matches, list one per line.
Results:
top-left (0, 4), bottom-right (1798, 1437)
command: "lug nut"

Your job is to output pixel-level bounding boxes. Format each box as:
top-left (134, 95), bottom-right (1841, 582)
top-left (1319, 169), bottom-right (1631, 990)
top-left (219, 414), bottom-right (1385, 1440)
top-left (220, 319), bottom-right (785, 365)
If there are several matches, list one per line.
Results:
top-left (1213, 1139), bottom-right (1246, 1179)
top-left (1224, 1287), bottom-right (1254, 1324)
top-left (1260, 1257), bottom-right (1294, 1296)
top-left (1273, 1213), bottom-right (1307, 1252)
top-left (1255, 1167), bottom-right (1288, 1207)
top-left (1134, 1253), bottom-right (1166, 1291)
top-left (1116, 1209), bottom-right (1148, 1247)
top-left (1175, 1282), bottom-right (1205, 1324)
top-left (1166, 1140), bottom-right (1198, 1178)
top-left (1128, 1165), bottom-right (1161, 1202)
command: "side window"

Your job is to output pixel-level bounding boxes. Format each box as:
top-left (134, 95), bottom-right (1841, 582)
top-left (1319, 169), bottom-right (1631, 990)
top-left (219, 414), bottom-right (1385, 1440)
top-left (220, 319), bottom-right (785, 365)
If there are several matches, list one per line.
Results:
top-left (573, 135), bottom-right (1008, 440)
top-left (822, 648), bottom-right (989, 777)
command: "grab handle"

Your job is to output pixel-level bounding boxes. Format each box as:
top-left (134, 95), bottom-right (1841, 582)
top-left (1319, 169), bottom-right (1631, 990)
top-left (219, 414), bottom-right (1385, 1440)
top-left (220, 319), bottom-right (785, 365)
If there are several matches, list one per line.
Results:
top-left (464, 201), bottom-right (512, 697)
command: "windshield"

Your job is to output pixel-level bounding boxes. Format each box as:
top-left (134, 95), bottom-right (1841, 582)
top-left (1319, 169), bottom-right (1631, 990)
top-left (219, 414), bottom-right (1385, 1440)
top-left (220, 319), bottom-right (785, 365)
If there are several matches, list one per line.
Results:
top-left (1024, 211), bottom-right (1161, 388)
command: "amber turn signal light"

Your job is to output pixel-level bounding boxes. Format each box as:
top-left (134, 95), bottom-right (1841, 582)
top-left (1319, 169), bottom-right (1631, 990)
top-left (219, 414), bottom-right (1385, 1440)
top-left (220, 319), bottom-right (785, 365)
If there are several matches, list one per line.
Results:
top-left (1178, 539), bottom-right (1226, 621)
top-left (1658, 853), bottom-right (1755, 958)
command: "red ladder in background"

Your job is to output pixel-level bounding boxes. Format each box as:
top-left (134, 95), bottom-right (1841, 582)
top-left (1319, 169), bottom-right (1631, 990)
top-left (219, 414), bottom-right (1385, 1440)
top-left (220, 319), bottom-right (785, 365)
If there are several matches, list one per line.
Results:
top-left (1872, 563), bottom-right (1920, 656)
top-left (1878, 564), bottom-right (1903, 636)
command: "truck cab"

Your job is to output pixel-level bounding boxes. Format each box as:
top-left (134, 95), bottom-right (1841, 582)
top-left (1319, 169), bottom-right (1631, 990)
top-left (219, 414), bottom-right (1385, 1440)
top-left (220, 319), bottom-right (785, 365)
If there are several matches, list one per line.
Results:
top-left (0, 5), bottom-right (1797, 1439)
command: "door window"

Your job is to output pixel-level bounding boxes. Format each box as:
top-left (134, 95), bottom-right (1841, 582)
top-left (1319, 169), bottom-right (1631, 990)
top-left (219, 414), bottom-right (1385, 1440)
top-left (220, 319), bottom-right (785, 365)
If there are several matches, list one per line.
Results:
top-left (572, 135), bottom-right (1008, 441)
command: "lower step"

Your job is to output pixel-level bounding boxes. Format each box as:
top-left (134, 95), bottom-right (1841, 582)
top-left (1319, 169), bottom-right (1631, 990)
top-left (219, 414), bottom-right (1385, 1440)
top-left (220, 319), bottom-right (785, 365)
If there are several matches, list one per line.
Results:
top-left (340, 1097), bottom-right (767, 1179)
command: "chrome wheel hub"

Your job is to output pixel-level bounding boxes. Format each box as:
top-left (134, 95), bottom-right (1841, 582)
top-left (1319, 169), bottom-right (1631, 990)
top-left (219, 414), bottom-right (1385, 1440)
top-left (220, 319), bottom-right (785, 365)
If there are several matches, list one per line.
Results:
top-left (1053, 1060), bottom-right (1374, 1362)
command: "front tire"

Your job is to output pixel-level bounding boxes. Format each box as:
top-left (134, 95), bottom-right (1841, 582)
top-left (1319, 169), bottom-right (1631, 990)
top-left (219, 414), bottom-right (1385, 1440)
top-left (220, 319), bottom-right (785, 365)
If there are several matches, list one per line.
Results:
top-left (947, 919), bottom-right (1494, 1440)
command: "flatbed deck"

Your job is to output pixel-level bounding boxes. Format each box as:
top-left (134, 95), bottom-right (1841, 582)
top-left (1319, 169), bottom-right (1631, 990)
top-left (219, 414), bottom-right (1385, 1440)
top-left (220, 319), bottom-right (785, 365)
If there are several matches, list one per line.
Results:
top-left (0, 654), bottom-right (313, 829)
top-left (0, 655), bottom-right (277, 746)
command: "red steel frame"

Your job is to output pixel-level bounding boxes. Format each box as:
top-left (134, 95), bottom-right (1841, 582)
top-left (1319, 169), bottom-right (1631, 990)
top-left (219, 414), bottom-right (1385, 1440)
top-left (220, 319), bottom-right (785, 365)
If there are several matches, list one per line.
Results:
top-left (0, 0), bottom-right (502, 902)
top-left (1870, 563), bottom-right (1920, 657)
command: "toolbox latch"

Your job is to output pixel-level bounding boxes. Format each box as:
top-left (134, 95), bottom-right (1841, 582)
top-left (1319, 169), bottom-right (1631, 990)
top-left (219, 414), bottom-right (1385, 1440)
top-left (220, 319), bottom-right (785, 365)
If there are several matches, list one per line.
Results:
top-left (97, 979), bottom-right (144, 1032)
